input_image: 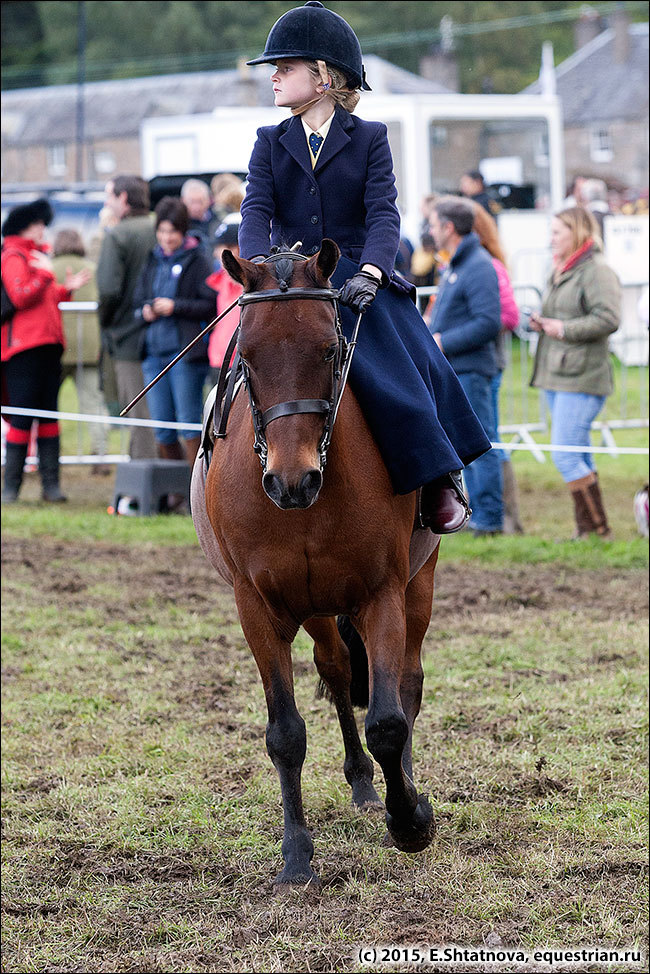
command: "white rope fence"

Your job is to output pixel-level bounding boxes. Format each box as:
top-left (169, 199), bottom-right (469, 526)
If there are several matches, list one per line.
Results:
top-left (2, 406), bottom-right (648, 457)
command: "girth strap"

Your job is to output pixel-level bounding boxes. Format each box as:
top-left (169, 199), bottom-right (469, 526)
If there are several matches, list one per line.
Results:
top-left (261, 398), bottom-right (330, 429)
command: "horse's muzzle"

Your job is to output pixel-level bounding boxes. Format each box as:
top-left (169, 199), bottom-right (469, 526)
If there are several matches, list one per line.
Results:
top-left (262, 469), bottom-right (323, 510)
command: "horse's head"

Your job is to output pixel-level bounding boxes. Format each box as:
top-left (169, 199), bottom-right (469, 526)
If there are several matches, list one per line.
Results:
top-left (222, 240), bottom-right (342, 510)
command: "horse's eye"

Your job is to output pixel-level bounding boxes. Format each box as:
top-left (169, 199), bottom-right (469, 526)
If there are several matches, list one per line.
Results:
top-left (324, 345), bottom-right (337, 362)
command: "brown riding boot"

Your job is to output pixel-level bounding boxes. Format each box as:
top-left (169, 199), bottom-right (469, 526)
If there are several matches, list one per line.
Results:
top-left (568, 472), bottom-right (612, 539)
top-left (420, 471), bottom-right (470, 534)
top-left (182, 436), bottom-right (201, 468)
top-left (157, 441), bottom-right (189, 512)
top-left (157, 441), bottom-right (185, 462)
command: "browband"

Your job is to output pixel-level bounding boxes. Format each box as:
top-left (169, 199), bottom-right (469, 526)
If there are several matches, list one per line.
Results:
top-left (239, 288), bottom-right (339, 305)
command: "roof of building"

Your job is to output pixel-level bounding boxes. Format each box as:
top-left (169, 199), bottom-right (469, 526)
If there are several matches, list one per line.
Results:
top-left (1, 55), bottom-right (452, 147)
top-left (524, 21), bottom-right (648, 125)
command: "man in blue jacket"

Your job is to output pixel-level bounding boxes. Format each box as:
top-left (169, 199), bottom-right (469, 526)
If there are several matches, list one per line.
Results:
top-left (429, 196), bottom-right (504, 535)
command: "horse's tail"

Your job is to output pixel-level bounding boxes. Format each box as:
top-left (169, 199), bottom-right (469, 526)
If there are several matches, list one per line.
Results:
top-left (337, 615), bottom-right (369, 708)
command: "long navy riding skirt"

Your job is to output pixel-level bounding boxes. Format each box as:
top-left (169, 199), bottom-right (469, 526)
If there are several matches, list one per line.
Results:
top-left (332, 256), bottom-right (491, 494)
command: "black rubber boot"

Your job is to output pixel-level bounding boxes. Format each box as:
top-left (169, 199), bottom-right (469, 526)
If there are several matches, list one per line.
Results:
top-left (37, 436), bottom-right (67, 503)
top-left (2, 441), bottom-right (28, 503)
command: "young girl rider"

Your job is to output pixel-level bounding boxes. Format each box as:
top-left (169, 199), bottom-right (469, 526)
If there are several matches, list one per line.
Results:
top-left (240, 1), bottom-right (492, 533)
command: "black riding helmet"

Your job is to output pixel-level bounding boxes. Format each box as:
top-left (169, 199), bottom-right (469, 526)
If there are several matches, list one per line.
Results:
top-left (246, 1), bottom-right (371, 91)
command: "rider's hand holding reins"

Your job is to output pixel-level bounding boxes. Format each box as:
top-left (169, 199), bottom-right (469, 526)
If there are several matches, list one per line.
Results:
top-left (339, 269), bottom-right (380, 314)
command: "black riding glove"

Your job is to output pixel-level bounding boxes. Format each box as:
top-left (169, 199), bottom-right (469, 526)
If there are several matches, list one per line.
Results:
top-left (339, 270), bottom-right (380, 314)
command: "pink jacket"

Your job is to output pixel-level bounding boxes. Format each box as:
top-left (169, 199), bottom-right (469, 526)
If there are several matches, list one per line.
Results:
top-left (493, 257), bottom-right (519, 331)
top-left (206, 269), bottom-right (242, 368)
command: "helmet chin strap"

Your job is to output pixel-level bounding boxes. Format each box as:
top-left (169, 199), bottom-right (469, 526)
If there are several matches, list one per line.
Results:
top-left (290, 92), bottom-right (330, 117)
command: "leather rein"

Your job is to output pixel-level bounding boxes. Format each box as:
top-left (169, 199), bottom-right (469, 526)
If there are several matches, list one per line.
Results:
top-left (216, 251), bottom-right (362, 473)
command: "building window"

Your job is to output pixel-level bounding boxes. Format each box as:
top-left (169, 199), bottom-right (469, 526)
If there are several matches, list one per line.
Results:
top-left (590, 127), bottom-right (613, 163)
top-left (93, 149), bottom-right (116, 175)
top-left (46, 144), bottom-right (66, 177)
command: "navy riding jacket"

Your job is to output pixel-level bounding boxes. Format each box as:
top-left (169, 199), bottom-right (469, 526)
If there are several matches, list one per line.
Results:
top-left (238, 106), bottom-right (491, 493)
top-left (240, 105), bottom-right (400, 282)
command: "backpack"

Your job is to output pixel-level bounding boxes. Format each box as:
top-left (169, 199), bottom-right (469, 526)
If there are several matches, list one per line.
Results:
top-left (1, 278), bottom-right (16, 325)
top-left (1, 247), bottom-right (25, 326)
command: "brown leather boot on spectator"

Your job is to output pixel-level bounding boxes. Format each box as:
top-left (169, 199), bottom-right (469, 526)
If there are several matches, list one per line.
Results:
top-left (569, 472), bottom-right (612, 539)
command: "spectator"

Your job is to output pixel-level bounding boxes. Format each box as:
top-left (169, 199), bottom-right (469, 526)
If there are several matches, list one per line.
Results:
top-left (180, 178), bottom-right (219, 257)
top-left (410, 195), bottom-right (442, 312)
top-left (428, 195), bottom-right (504, 536)
top-left (468, 201), bottom-right (524, 535)
top-left (89, 205), bottom-right (121, 415)
top-left (563, 175), bottom-right (588, 208)
top-left (51, 228), bottom-right (110, 474)
top-left (581, 178), bottom-right (610, 237)
top-left (206, 214), bottom-right (243, 383)
top-left (459, 170), bottom-right (493, 214)
top-left (425, 199), bottom-right (523, 533)
top-left (96, 175), bottom-right (157, 460)
top-left (1, 199), bottom-right (91, 503)
top-left (210, 173), bottom-right (245, 224)
top-left (529, 206), bottom-right (621, 539)
top-left (132, 196), bottom-right (215, 474)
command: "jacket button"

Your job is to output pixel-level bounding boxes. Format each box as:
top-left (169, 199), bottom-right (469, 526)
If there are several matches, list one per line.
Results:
top-left (310, 215), bottom-right (319, 224)
top-left (309, 186), bottom-right (316, 195)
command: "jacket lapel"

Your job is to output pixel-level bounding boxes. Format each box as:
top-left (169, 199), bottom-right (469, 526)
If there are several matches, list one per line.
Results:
top-left (279, 116), bottom-right (314, 178)
top-left (314, 108), bottom-right (353, 173)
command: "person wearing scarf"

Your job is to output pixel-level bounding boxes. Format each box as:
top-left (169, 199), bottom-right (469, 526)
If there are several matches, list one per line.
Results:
top-left (132, 196), bottom-right (215, 474)
top-left (529, 206), bottom-right (621, 539)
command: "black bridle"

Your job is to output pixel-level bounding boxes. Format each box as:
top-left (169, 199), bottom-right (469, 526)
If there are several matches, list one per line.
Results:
top-left (236, 251), bottom-right (361, 473)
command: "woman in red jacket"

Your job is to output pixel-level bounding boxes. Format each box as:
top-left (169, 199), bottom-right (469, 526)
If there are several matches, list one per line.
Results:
top-left (2, 198), bottom-right (90, 503)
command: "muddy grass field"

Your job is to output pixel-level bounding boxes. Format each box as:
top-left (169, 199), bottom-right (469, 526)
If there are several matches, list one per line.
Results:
top-left (1, 464), bottom-right (649, 973)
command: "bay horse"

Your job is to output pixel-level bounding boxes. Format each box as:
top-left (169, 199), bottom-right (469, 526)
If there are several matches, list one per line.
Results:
top-left (191, 240), bottom-right (440, 886)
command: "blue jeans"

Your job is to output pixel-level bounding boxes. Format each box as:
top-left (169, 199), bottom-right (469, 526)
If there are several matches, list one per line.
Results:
top-left (545, 390), bottom-right (606, 482)
top-left (142, 353), bottom-right (209, 445)
top-left (457, 372), bottom-right (503, 532)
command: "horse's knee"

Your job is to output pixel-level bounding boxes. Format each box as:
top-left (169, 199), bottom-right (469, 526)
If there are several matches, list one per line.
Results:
top-left (266, 709), bottom-right (307, 769)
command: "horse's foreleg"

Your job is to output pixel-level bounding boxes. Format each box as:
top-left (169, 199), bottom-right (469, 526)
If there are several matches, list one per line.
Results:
top-left (303, 617), bottom-right (381, 809)
top-left (358, 587), bottom-right (435, 854)
top-left (234, 579), bottom-right (317, 887)
top-left (401, 548), bottom-right (439, 781)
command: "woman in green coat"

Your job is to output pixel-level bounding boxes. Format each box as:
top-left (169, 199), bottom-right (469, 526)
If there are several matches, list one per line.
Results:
top-left (529, 206), bottom-right (621, 538)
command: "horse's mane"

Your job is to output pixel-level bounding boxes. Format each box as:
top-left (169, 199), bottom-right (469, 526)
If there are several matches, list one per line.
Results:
top-left (266, 242), bottom-right (302, 291)
top-left (270, 256), bottom-right (296, 291)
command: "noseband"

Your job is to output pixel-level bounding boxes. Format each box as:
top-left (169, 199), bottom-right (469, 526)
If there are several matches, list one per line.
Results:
top-left (237, 251), bottom-right (360, 473)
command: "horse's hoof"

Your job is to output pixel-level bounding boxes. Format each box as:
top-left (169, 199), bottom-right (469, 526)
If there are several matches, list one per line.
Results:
top-left (272, 869), bottom-right (321, 893)
top-left (351, 780), bottom-right (383, 810)
top-left (386, 796), bottom-right (435, 853)
top-left (357, 799), bottom-right (385, 814)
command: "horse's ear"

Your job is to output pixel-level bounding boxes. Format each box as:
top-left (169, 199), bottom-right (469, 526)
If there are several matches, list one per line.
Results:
top-left (221, 250), bottom-right (264, 291)
top-left (306, 238), bottom-right (340, 286)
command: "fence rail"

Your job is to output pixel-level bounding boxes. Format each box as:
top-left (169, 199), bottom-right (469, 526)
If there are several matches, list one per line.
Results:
top-left (1, 296), bottom-right (648, 467)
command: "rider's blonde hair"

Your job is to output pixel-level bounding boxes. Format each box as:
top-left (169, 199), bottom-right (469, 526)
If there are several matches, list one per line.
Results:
top-left (305, 60), bottom-right (361, 113)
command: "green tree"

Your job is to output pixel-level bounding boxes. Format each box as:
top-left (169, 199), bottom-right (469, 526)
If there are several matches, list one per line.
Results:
top-left (1, 0), bottom-right (647, 91)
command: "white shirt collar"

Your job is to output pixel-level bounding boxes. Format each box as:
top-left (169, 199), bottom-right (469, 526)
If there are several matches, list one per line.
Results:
top-left (301, 111), bottom-right (335, 145)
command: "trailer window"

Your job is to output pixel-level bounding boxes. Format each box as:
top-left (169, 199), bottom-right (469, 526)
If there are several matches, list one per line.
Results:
top-left (428, 117), bottom-right (552, 210)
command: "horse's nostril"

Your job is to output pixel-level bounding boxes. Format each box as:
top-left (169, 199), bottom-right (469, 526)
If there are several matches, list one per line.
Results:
top-left (262, 472), bottom-right (283, 502)
top-left (299, 469), bottom-right (323, 500)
